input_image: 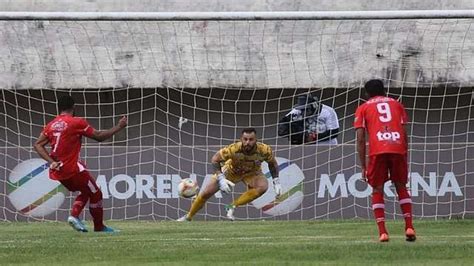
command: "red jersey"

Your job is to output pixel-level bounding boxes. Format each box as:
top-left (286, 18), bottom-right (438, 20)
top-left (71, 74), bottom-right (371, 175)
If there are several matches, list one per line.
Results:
top-left (42, 114), bottom-right (95, 180)
top-left (354, 96), bottom-right (408, 156)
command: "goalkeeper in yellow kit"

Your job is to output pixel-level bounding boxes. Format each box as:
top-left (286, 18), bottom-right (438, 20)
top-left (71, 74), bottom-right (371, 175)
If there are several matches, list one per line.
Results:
top-left (177, 128), bottom-right (281, 221)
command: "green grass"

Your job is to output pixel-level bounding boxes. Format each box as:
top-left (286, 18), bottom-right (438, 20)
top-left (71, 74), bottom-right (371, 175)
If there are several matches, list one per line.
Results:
top-left (1, 220), bottom-right (474, 265)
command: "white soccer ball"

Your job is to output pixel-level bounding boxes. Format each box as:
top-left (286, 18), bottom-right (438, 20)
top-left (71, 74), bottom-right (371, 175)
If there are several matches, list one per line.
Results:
top-left (178, 178), bottom-right (199, 198)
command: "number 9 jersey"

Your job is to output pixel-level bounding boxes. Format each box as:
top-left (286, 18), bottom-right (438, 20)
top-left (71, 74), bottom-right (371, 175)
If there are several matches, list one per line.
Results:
top-left (354, 96), bottom-right (408, 156)
top-left (42, 113), bottom-right (95, 180)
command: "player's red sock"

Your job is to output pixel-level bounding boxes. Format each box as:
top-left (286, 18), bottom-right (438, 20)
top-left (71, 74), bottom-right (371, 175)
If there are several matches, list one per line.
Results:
top-left (396, 187), bottom-right (413, 230)
top-left (71, 194), bottom-right (88, 218)
top-left (89, 201), bottom-right (104, 231)
top-left (372, 191), bottom-right (387, 235)
top-left (90, 191), bottom-right (105, 231)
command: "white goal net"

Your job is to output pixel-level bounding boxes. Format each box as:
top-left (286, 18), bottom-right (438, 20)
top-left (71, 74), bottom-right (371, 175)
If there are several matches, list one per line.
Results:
top-left (1, 12), bottom-right (473, 221)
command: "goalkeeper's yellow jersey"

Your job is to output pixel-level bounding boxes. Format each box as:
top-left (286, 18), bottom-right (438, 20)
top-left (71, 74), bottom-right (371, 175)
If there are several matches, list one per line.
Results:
top-left (219, 141), bottom-right (274, 176)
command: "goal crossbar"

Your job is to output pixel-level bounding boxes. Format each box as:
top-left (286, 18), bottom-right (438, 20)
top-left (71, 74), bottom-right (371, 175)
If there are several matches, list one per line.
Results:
top-left (0, 10), bottom-right (474, 21)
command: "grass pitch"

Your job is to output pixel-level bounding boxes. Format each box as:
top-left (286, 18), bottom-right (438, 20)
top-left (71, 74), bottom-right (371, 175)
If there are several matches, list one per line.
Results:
top-left (1, 219), bottom-right (473, 265)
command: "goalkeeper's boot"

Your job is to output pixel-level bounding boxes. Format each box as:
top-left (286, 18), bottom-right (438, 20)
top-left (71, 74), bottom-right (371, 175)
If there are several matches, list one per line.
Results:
top-left (96, 226), bottom-right (119, 233)
top-left (405, 228), bottom-right (416, 242)
top-left (379, 233), bottom-right (389, 242)
top-left (225, 204), bottom-right (235, 221)
top-left (176, 215), bottom-right (191, 222)
top-left (67, 216), bottom-right (88, 233)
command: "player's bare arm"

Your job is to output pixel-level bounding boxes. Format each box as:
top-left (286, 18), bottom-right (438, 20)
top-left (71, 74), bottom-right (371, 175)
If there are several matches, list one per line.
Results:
top-left (89, 116), bottom-right (127, 142)
top-left (211, 151), bottom-right (223, 174)
top-left (268, 157), bottom-right (279, 179)
top-left (34, 133), bottom-right (61, 170)
top-left (210, 150), bottom-right (233, 193)
top-left (267, 156), bottom-right (282, 197)
top-left (355, 127), bottom-right (366, 181)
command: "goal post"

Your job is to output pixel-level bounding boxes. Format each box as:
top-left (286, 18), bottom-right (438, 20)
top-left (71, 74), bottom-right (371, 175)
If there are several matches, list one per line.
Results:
top-left (0, 11), bottom-right (473, 221)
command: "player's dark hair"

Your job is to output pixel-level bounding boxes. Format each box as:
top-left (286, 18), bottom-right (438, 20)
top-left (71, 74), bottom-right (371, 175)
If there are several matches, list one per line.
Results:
top-left (241, 127), bottom-right (257, 136)
top-left (364, 79), bottom-right (386, 97)
top-left (57, 95), bottom-right (75, 112)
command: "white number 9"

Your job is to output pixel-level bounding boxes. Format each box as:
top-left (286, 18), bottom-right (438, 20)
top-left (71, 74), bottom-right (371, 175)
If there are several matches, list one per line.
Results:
top-left (376, 102), bottom-right (392, 122)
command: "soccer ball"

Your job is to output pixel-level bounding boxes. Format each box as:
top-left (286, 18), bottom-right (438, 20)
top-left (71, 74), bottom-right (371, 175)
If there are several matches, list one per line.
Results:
top-left (178, 178), bottom-right (199, 198)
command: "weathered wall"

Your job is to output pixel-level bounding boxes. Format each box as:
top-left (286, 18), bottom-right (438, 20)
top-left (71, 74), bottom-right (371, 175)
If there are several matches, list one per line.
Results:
top-left (0, 1), bottom-right (473, 89)
top-left (0, 19), bottom-right (473, 89)
top-left (1, 0), bottom-right (474, 12)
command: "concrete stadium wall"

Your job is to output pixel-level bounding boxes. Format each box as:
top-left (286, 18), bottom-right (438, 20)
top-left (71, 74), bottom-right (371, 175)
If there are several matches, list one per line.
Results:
top-left (0, 1), bottom-right (474, 89)
top-left (1, 0), bottom-right (474, 12)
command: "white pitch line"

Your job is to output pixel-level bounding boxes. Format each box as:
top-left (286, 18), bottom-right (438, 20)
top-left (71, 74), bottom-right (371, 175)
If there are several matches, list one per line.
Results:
top-left (4, 234), bottom-right (471, 244)
top-left (77, 234), bottom-right (474, 243)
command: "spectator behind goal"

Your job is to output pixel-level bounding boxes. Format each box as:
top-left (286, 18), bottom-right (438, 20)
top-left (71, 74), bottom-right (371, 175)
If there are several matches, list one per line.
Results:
top-left (278, 93), bottom-right (340, 145)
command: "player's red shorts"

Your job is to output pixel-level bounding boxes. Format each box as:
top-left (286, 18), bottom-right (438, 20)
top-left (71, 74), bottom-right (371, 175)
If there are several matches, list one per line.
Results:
top-left (367, 153), bottom-right (408, 187)
top-left (60, 170), bottom-right (101, 196)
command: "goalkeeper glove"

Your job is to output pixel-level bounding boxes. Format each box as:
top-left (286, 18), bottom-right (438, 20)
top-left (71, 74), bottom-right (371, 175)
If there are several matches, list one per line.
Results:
top-left (273, 177), bottom-right (282, 197)
top-left (217, 173), bottom-right (234, 194)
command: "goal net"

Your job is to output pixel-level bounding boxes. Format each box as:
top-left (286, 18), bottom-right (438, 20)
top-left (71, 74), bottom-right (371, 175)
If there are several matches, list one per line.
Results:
top-left (1, 12), bottom-right (473, 221)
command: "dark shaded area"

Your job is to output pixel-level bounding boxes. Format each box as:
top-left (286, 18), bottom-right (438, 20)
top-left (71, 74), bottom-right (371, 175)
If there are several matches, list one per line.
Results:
top-left (1, 87), bottom-right (473, 147)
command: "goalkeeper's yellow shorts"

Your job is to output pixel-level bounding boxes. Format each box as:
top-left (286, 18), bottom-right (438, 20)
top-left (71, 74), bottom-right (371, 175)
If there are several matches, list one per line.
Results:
top-left (212, 171), bottom-right (266, 186)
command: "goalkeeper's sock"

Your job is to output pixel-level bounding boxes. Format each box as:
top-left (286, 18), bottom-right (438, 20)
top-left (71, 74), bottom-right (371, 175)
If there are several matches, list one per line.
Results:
top-left (372, 191), bottom-right (388, 236)
top-left (187, 195), bottom-right (206, 220)
top-left (232, 188), bottom-right (260, 207)
top-left (71, 193), bottom-right (88, 217)
top-left (396, 187), bottom-right (414, 230)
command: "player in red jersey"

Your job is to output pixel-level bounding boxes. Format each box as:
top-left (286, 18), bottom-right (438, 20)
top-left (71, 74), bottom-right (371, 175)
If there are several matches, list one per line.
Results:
top-left (34, 95), bottom-right (127, 233)
top-left (354, 80), bottom-right (415, 242)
